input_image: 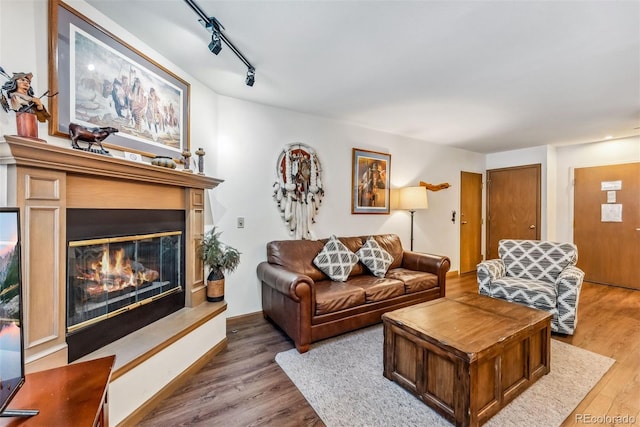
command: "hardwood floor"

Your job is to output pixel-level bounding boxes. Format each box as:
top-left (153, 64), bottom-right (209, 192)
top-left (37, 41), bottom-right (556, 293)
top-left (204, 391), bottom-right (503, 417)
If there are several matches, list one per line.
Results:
top-left (137, 274), bottom-right (640, 427)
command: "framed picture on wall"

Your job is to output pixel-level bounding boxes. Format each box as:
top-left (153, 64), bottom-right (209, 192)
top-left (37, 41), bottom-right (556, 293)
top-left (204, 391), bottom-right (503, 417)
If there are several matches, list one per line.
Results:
top-left (48, 0), bottom-right (190, 159)
top-left (351, 148), bottom-right (391, 214)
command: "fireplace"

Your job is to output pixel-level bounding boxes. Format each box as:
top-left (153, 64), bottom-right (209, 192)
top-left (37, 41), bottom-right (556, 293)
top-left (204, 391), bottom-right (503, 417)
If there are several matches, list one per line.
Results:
top-left (66, 209), bottom-right (186, 361)
top-left (2, 136), bottom-right (222, 372)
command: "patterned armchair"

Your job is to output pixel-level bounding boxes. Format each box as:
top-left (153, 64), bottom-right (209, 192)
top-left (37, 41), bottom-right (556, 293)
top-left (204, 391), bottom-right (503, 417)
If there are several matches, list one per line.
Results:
top-left (477, 239), bottom-right (585, 335)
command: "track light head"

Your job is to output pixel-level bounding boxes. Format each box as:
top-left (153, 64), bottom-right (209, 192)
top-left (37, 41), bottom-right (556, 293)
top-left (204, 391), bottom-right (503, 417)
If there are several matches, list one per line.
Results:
top-left (208, 30), bottom-right (222, 55)
top-left (245, 68), bottom-right (255, 87)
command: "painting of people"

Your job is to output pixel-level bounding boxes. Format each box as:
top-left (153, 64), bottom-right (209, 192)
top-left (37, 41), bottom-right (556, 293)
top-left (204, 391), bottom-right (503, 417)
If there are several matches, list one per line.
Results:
top-left (71, 26), bottom-right (183, 153)
top-left (352, 149), bottom-right (391, 214)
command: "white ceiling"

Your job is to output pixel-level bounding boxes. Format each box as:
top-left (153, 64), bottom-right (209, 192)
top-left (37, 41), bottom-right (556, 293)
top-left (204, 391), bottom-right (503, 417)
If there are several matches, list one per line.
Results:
top-left (85, 0), bottom-right (640, 153)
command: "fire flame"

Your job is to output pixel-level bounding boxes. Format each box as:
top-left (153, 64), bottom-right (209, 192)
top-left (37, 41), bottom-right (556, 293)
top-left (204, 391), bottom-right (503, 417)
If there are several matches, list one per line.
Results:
top-left (80, 246), bottom-right (159, 293)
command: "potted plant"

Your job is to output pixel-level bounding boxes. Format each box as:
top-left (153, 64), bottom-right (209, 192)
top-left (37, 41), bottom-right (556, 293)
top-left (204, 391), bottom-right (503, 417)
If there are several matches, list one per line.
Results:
top-left (199, 226), bottom-right (241, 302)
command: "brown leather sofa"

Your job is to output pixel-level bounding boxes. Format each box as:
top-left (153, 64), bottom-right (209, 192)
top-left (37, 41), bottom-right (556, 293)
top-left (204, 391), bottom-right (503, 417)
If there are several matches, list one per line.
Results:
top-left (257, 234), bottom-right (451, 353)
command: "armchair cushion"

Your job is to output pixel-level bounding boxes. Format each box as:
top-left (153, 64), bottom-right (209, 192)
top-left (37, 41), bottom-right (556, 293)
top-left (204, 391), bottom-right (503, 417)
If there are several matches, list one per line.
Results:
top-left (492, 277), bottom-right (557, 310)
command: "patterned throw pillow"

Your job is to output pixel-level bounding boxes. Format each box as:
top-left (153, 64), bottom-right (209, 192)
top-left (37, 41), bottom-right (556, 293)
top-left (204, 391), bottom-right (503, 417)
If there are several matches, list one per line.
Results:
top-left (313, 235), bottom-right (359, 282)
top-left (357, 237), bottom-right (394, 278)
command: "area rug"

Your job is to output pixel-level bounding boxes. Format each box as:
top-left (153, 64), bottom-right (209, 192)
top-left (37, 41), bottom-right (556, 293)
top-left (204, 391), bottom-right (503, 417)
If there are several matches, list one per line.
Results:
top-left (275, 325), bottom-right (615, 427)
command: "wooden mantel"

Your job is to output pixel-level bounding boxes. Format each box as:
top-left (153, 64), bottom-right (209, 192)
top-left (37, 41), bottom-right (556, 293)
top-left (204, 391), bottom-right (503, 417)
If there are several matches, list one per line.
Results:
top-left (0, 135), bottom-right (222, 189)
top-left (0, 135), bottom-right (223, 373)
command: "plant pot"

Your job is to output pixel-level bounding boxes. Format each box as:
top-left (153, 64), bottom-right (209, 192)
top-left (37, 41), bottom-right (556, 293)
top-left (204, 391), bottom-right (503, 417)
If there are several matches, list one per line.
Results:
top-left (206, 271), bottom-right (225, 302)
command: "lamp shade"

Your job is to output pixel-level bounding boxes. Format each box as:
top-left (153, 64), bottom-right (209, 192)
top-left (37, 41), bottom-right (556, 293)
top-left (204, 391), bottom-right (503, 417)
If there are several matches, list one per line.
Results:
top-left (397, 186), bottom-right (428, 211)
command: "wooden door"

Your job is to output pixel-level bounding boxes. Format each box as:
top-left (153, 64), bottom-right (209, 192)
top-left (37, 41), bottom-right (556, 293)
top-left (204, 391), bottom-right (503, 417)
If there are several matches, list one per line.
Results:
top-left (486, 164), bottom-right (541, 259)
top-left (460, 171), bottom-right (483, 273)
top-left (574, 162), bottom-right (640, 289)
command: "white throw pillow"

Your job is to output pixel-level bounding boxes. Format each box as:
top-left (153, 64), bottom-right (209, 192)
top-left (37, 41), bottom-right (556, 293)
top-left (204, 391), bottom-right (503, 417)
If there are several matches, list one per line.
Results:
top-left (357, 237), bottom-right (393, 278)
top-left (313, 235), bottom-right (359, 282)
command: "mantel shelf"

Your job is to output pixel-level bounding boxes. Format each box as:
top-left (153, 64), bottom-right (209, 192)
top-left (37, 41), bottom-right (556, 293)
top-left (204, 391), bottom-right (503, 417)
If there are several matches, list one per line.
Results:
top-left (1, 135), bottom-right (223, 190)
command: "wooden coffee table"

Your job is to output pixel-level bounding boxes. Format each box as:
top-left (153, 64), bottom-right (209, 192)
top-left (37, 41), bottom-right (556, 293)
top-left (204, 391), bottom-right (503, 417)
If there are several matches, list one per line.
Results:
top-left (382, 293), bottom-right (551, 427)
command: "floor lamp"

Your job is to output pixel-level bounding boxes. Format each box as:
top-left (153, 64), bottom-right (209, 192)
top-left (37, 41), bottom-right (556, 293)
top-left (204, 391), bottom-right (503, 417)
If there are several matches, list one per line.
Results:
top-left (397, 186), bottom-right (429, 251)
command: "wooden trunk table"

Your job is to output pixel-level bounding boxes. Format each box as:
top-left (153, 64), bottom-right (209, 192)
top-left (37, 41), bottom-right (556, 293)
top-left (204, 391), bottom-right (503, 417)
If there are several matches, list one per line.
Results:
top-left (382, 293), bottom-right (551, 427)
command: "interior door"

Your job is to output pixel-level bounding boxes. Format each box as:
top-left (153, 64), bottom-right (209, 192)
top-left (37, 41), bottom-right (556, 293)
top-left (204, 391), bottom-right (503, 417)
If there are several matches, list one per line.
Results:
top-left (460, 171), bottom-right (483, 273)
top-left (574, 162), bottom-right (640, 289)
top-left (486, 164), bottom-right (541, 259)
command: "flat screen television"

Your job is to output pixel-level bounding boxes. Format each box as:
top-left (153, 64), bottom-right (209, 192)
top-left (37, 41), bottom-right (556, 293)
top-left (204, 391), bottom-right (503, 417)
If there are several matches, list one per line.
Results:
top-left (0, 208), bottom-right (36, 417)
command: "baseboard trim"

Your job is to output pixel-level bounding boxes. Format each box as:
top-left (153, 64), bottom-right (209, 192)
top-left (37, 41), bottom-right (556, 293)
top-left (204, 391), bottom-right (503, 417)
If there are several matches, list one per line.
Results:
top-left (117, 337), bottom-right (228, 427)
top-left (227, 310), bottom-right (264, 323)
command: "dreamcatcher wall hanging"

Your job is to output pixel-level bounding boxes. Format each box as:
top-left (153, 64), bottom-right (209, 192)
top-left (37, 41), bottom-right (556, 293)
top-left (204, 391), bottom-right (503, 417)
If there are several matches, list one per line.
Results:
top-left (272, 143), bottom-right (324, 239)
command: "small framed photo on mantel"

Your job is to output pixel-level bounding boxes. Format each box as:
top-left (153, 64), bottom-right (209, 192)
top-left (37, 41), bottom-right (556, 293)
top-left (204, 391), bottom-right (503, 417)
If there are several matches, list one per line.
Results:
top-left (351, 148), bottom-right (391, 214)
top-left (123, 151), bottom-right (143, 163)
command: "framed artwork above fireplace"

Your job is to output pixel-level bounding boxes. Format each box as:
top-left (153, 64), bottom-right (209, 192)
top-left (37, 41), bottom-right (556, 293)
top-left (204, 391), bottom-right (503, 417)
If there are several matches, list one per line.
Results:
top-left (48, 0), bottom-right (190, 159)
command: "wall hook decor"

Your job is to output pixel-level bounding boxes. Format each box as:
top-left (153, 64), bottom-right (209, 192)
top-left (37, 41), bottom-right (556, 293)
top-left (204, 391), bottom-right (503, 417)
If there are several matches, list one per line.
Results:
top-left (272, 143), bottom-right (324, 239)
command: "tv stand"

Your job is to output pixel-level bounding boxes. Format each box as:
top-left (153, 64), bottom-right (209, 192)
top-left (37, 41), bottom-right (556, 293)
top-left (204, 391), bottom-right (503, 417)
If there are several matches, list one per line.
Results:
top-left (0, 410), bottom-right (39, 418)
top-left (0, 356), bottom-right (114, 426)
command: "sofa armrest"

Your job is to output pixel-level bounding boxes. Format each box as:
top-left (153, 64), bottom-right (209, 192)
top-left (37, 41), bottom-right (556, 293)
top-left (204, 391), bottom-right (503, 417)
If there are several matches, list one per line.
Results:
top-left (402, 251), bottom-right (451, 275)
top-left (477, 259), bottom-right (505, 295)
top-left (256, 262), bottom-right (314, 302)
top-left (556, 265), bottom-right (585, 290)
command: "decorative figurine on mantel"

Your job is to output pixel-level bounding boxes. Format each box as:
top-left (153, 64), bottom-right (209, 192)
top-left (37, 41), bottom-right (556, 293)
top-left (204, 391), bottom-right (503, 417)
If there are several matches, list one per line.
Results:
top-left (68, 122), bottom-right (117, 156)
top-left (0, 67), bottom-right (56, 140)
top-left (181, 150), bottom-right (193, 173)
top-left (195, 147), bottom-right (206, 175)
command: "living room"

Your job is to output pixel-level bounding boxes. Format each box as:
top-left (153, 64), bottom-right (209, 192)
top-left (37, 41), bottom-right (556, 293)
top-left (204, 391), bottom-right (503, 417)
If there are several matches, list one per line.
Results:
top-left (0, 0), bottom-right (638, 426)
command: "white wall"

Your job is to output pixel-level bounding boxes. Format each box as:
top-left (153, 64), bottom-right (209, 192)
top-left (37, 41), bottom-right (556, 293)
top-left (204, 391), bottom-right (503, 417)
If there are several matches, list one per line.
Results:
top-left (554, 136), bottom-right (640, 242)
top-left (214, 96), bottom-right (485, 316)
top-left (0, 1), bottom-right (47, 138)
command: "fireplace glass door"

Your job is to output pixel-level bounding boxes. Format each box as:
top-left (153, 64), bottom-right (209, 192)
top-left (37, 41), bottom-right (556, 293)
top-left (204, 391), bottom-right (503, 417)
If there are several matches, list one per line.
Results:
top-left (67, 231), bottom-right (182, 332)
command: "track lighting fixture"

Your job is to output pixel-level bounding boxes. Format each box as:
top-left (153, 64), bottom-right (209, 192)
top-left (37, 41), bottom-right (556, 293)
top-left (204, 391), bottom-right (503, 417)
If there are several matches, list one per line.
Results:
top-left (245, 67), bottom-right (255, 87)
top-left (208, 29), bottom-right (222, 55)
top-left (184, 0), bottom-right (256, 87)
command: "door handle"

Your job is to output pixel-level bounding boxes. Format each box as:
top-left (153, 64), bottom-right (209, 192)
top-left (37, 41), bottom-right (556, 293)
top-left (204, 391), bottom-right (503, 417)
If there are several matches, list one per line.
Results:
top-left (461, 221), bottom-right (468, 225)
top-left (529, 225), bottom-right (536, 229)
